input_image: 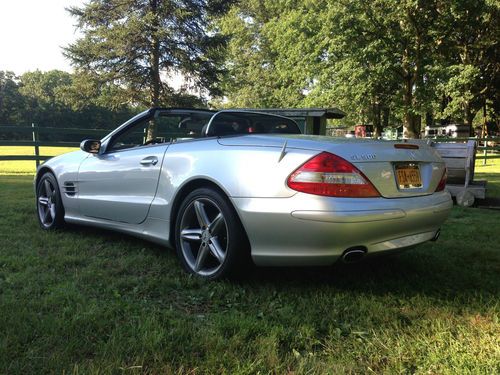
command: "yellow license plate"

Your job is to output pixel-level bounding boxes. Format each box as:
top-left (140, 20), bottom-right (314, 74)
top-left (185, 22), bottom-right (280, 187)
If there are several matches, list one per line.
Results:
top-left (395, 164), bottom-right (422, 189)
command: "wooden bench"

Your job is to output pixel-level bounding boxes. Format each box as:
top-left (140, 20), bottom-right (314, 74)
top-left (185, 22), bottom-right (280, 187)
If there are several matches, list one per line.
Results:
top-left (431, 140), bottom-right (486, 206)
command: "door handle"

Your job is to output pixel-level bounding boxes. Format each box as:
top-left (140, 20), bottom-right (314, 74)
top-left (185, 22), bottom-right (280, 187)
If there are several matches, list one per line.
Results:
top-left (140, 156), bottom-right (158, 166)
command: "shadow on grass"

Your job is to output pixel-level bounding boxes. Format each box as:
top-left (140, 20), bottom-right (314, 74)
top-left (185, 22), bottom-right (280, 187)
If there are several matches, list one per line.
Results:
top-left (64, 222), bottom-right (500, 303)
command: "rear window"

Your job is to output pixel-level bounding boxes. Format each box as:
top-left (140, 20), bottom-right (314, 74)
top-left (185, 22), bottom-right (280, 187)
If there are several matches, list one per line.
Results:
top-left (206, 112), bottom-right (301, 137)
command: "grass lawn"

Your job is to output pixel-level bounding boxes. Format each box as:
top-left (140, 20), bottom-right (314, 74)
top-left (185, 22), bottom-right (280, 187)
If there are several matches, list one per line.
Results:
top-left (0, 155), bottom-right (499, 373)
top-left (475, 157), bottom-right (500, 198)
top-left (0, 146), bottom-right (78, 175)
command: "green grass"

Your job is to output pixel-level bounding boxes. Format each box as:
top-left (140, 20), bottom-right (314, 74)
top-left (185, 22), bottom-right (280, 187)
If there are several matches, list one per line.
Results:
top-left (475, 157), bottom-right (500, 198)
top-left (0, 146), bottom-right (78, 174)
top-left (0, 174), bottom-right (499, 374)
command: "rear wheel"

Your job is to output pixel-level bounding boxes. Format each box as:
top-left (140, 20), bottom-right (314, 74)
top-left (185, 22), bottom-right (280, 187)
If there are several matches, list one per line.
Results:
top-left (36, 172), bottom-right (65, 230)
top-left (175, 188), bottom-right (249, 280)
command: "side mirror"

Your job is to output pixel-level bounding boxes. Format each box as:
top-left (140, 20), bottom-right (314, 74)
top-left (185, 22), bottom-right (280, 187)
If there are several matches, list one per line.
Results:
top-left (80, 139), bottom-right (101, 154)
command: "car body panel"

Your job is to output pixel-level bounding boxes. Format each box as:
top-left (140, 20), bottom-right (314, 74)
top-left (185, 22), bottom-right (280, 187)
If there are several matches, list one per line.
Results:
top-left (36, 108), bottom-right (453, 267)
top-left (218, 135), bottom-right (444, 197)
top-left (78, 144), bottom-right (168, 224)
top-left (232, 191), bottom-right (451, 265)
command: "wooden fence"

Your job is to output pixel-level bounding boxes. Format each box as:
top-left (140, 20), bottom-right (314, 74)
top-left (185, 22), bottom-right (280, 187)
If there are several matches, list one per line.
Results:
top-left (0, 124), bottom-right (499, 168)
top-left (0, 124), bottom-right (109, 167)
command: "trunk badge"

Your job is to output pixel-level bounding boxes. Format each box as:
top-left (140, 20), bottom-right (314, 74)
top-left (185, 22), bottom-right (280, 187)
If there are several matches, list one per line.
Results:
top-left (350, 154), bottom-right (376, 161)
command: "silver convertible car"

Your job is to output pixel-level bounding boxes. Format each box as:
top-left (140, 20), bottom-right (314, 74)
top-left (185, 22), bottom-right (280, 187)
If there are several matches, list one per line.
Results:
top-left (35, 108), bottom-right (452, 279)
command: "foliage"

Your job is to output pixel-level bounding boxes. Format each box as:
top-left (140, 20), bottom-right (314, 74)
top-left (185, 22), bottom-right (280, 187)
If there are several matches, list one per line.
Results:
top-left (433, 0), bottom-right (499, 128)
top-left (0, 70), bottom-right (135, 135)
top-left (216, 0), bottom-right (499, 138)
top-left (2, 1), bottom-right (498, 139)
top-left (216, 0), bottom-right (320, 108)
top-left (65, 0), bottom-right (234, 108)
top-left (0, 71), bottom-right (25, 124)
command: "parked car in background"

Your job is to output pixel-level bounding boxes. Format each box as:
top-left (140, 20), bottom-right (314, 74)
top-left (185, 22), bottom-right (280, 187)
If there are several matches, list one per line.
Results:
top-left (35, 108), bottom-right (452, 279)
top-left (354, 124), bottom-right (373, 138)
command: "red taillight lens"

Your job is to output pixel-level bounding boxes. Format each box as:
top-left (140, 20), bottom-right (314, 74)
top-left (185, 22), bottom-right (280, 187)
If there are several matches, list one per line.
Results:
top-left (435, 168), bottom-right (447, 192)
top-left (287, 152), bottom-right (380, 197)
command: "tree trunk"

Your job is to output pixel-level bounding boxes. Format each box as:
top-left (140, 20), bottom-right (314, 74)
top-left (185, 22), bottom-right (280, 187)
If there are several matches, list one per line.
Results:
top-left (373, 101), bottom-right (382, 138)
top-left (402, 76), bottom-right (419, 138)
top-left (464, 100), bottom-right (475, 136)
top-left (440, 94), bottom-right (450, 126)
top-left (425, 112), bottom-right (433, 128)
top-left (481, 101), bottom-right (487, 137)
top-left (149, 0), bottom-right (160, 108)
top-left (382, 107), bottom-right (389, 129)
top-left (147, 0), bottom-right (161, 141)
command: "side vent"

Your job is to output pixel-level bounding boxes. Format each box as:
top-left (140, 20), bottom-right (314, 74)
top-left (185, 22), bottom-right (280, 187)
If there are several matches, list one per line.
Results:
top-left (63, 182), bottom-right (77, 197)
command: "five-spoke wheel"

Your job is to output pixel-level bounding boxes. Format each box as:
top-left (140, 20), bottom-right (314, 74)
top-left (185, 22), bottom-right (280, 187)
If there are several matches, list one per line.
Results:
top-left (36, 172), bottom-right (64, 229)
top-left (175, 188), bottom-right (249, 279)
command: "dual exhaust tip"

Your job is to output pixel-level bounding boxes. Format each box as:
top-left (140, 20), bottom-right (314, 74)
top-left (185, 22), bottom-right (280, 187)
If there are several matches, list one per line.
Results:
top-left (431, 229), bottom-right (441, 241)
top-left (341, 247), bottom-right (367, 263)
top-left (341, 228), bottom-right (441, 263)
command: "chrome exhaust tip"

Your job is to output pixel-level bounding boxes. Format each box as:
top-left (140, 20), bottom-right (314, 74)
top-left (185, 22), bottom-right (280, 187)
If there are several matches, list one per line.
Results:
top-left (431, 229), bottom-right (441, 242)
top-left (341, 247), bottom-right (367, 263)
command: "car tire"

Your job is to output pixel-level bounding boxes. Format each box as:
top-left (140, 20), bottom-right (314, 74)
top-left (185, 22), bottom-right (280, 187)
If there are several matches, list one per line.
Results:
top-left (36, 172), bottom-right (65, 230)
top-left (175, 187), bottom-right (250, 280)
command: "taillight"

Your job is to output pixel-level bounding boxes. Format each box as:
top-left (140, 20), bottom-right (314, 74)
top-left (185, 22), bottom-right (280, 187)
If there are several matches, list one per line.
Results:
top-left (287, 152), bottom-right (380, 197)
top-left (435, 168), bottom-right (447, 192)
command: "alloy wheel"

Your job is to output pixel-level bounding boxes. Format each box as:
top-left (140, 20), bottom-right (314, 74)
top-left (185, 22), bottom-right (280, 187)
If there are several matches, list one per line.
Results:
top-left (179, 197), bottom-right (229, 277)
top-left (37, 178), bottom-right (57, 228)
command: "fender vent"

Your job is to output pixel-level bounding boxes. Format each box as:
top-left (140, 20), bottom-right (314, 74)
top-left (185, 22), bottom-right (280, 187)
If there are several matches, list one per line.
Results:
top-left (63, 182), bottom-right (77, 197)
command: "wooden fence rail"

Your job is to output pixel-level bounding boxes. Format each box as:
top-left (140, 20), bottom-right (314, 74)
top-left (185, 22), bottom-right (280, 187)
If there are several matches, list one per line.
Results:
top-left (0, 124), bottom-right (109, 167)
top-left (1, 124), bottom-right (499, 168)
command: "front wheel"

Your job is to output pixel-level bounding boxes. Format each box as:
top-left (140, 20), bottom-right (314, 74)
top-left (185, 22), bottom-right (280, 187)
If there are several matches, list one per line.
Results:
top-left (175, 188), bottom-right (249, 280)
top-left (36, 172), bottom-right (65, 230)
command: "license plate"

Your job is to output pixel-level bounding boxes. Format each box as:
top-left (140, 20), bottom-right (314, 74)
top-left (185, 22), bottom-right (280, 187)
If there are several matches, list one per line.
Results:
top-left (395, 164), bottom-right (422, 189)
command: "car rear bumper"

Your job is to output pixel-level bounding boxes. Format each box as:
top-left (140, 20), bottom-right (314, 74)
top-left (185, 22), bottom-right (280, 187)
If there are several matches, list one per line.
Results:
top-left (231, 191), bottom-right (452, 266)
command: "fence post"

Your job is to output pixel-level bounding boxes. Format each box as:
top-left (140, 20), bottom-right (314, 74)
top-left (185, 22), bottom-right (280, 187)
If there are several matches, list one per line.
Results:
top-left (483, 136), bottom-right (488, 166)
top-left (32, 123), bottom-right (40, 168)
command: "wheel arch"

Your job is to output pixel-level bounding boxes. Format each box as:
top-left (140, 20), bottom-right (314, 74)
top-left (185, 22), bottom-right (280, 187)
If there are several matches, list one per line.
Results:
top-left (168, 178), bottom-right (249, 246)
top-left (35, 166), bottom-right (57, 189)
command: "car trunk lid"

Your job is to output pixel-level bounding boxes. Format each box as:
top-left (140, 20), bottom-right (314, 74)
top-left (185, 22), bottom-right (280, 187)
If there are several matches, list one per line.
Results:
top-left (218, 135), bottom-right (446, 198)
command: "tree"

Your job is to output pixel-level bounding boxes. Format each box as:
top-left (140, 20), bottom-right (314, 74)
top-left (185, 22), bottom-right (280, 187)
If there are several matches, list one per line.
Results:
top-left (216, 1), bottom-right (306, 108)
top-left (304, 1), bottom-right (404, 136)
top-left (217, 0), bottom-right (498, 139)
top-left (0, 71), bottom-right (25, 124)
top-left (65, 0), bottom-right (233, 109)
top-left (322, 1), bottom-right (442, 138)
top-left (217, 0), bottom-right (441, 138)
top-left (434, 0), bottom-right (499, 133)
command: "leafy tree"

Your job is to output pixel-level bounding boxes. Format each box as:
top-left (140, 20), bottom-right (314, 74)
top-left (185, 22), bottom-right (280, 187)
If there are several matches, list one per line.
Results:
top-left (217, 0), bottom-right (441, 138)
top-left (434, 0), bottom-right (499, 132)
top-left (0, 71), bottom-right (25, 124)
top-left (322, 1), bottom-right (441, 138)
top-left (218, 0), bottom-right (498, 138)
top-left (18, 70), bottom-right (73, 126)
top-left (1, 70), bottom-right (133, 135)
top-left (65, 0), bottom-right (233, 108)
top-left (304, 1), bottom-right (404, 136)
top-left (216, 0), bottom-right (325, 108)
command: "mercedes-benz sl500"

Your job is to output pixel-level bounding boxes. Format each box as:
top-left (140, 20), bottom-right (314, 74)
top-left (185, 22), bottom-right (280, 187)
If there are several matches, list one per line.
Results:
top-left (35, 108), bottom-right (452, 279)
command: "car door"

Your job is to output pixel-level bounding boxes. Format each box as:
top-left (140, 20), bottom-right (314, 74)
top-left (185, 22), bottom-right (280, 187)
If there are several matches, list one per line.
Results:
top-left (78, 146), bottom-right (167, 224)
top-left (77, 111), bottom-right (172, 224)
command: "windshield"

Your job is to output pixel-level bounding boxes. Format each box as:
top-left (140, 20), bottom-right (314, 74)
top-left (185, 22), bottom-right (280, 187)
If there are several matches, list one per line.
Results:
top-left (206, 111), bottom-right (301, 136)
